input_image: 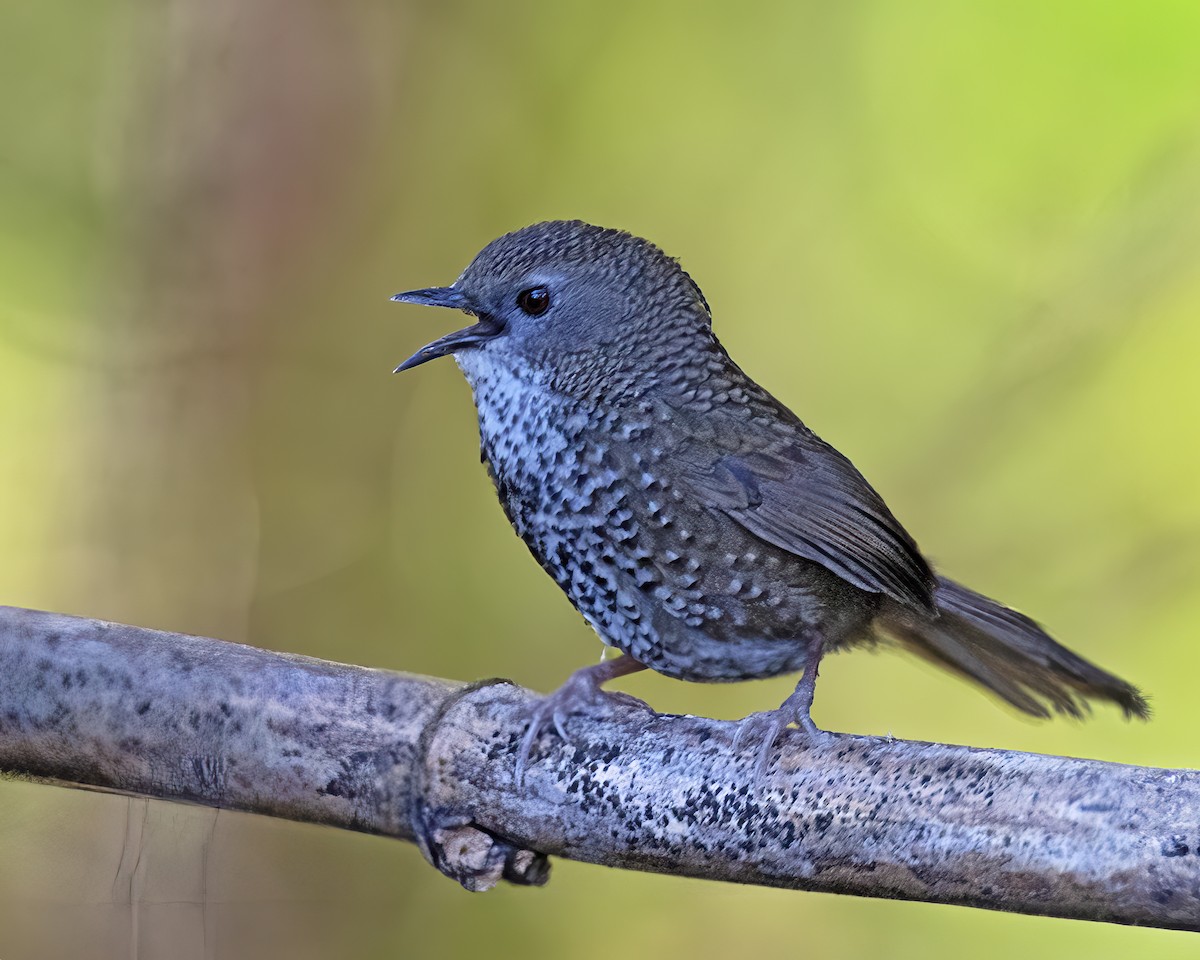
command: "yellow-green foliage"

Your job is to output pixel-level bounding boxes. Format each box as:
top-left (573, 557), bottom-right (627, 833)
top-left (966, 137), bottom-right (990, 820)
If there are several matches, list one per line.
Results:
top-left (1, 2), bottom-right (1196, 957)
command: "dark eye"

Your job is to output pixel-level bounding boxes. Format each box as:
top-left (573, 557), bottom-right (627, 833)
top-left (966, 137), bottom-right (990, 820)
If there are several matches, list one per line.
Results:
top-left (516, 286), bottom-right (551, 316)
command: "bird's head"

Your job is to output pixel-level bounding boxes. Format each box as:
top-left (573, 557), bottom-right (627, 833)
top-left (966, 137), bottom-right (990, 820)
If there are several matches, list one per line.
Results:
top-left (391, 221), bottom-right (712, 377)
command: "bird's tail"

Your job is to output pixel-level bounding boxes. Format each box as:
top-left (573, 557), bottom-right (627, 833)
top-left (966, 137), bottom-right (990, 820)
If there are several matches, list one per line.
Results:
top-left (877, 576), bottom-right (1150, 720)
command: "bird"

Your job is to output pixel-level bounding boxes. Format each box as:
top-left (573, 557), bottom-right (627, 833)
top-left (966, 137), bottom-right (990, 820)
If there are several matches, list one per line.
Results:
top-left (391, 220), bottom-right (1149, 781)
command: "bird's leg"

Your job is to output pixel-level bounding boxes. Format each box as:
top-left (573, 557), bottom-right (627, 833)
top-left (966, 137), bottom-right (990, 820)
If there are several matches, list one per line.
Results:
top-left (515, 654), bottom-right (651, 785)
top-left (734, 629), bottom-right (832, 778)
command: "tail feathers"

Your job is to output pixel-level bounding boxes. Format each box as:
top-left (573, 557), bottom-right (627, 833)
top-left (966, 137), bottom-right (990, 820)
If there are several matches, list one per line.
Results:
top-left (880, 576), bottom-right (1150, 721)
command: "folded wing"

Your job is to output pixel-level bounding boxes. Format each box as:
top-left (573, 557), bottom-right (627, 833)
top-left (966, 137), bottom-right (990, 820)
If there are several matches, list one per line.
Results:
top-left (670, 408), bottom-right (937, 614)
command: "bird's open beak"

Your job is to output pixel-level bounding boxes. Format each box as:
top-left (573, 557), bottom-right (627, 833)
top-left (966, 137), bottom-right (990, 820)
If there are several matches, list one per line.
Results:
top-left (390, 286), bottom-right (502, 372)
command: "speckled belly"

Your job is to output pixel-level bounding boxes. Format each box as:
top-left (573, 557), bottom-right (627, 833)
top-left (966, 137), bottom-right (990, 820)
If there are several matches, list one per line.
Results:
top-left (493, 445), bottom-right (879, 683)
top-left (462, 353), bottom-right (878, 683)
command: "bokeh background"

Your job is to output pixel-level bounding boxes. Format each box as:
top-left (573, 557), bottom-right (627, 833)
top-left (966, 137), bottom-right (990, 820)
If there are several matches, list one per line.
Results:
top-left (1, 1), bottom-right (1198, 957)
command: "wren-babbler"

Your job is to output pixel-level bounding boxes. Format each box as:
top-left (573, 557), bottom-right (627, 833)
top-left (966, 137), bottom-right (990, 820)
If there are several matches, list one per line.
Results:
top-left (392, 221), bottom-right (1148, 780)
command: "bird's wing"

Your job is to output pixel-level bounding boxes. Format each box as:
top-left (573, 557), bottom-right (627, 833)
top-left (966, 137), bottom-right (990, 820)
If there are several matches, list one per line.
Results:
top-left (667, 404), bottom-right (937, 613)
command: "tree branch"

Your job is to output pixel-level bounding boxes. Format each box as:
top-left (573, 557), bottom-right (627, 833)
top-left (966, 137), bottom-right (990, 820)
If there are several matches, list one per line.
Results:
top-left (0, 606), bottom-right (1195, 929)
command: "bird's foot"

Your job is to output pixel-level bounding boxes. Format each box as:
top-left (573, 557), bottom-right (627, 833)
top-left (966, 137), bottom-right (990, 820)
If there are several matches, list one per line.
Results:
top-left (733, 687), bottom-right (832, 780)
top-left (515, 657), bottom-right (650, 786)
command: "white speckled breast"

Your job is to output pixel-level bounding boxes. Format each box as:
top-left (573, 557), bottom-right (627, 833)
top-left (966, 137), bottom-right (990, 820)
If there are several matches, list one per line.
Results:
top-left (453, 345), bottom-right (875, 683)
top-left (456, 349), bottom-right (649, 649)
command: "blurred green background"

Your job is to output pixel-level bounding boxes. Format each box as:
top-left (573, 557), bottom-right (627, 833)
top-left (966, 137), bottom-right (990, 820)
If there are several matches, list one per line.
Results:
top-left (1, 1), bottom-right (1198, 957)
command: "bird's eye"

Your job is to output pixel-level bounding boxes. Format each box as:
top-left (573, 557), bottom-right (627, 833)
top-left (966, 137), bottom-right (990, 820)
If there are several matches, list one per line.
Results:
top-left (515, 286), bottom-right (551, 317)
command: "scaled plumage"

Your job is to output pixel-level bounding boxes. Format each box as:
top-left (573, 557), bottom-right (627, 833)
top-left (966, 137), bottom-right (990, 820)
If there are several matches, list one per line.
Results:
top-left (393, 221), bottom-right (1148, 780)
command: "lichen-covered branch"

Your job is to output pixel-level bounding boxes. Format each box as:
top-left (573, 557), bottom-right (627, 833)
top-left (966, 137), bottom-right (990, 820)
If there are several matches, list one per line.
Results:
top-left (0, 606), bottom-right (1195, 930)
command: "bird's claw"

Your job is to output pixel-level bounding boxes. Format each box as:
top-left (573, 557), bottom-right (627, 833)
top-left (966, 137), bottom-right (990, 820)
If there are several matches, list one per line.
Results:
top-left (551, 709), bottom-right (571, 744)
top-left (514, 674), bottom-right (651, 786)
top-left (733, 703), bottom-right (831, 780)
